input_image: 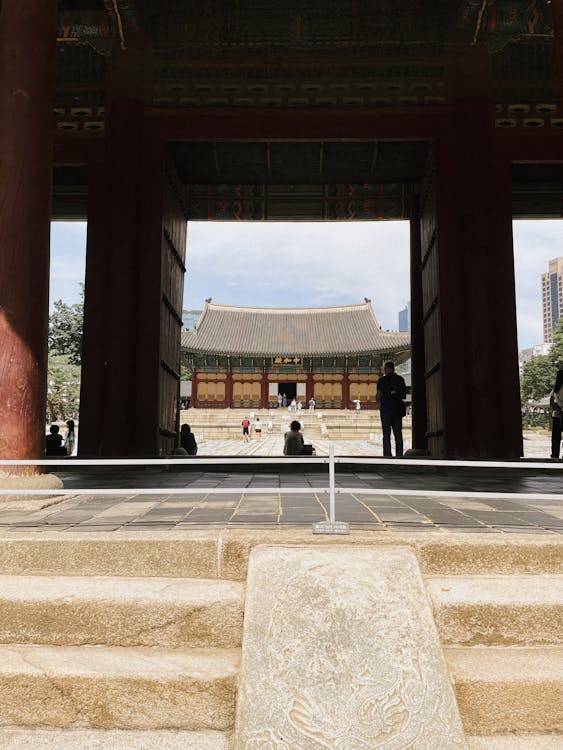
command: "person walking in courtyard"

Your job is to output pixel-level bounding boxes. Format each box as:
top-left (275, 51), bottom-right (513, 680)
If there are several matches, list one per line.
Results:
top-left (241, 416), bottom-right (250, 443)
top-left (284, 420), bottom-right (305, 455)
top-left (282, 393), bottom-right (287, 408)
top-left (376, 361), bottom-right (407, 457)
top-left (308, 397), bottom-right (315, 411)
top-left (277, 393), bottom-right (283, 408)
top-left (254, 416), bottom-right (262, 440)
top-left (64, 419), bottom-right (76, 456)
top-left (550, 369), bottom-right (563, 459)
top-left (353, 399), bottom-right (361, 416)
top-left (180, 423), bottom-right (198, 455)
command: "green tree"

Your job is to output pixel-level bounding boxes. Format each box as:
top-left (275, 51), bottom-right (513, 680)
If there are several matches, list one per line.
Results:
top-left (549, 319), bottom-right (563, 372)
top-left (520, 354), bottom-right (553, 402)
top-left (48, 286), bottom-right (84, 366)
top-left (46, 354), bottom-right (81, 423)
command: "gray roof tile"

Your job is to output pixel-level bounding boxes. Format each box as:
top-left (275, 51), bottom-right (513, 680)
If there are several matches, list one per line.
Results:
top-left (181, 302), bottom-right (410, 356)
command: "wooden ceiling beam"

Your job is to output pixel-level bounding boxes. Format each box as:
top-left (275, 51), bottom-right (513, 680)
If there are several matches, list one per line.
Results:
top-left (144, 106), bottom-right (454, 141)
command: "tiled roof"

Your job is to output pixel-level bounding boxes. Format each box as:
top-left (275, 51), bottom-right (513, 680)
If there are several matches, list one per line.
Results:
top-left (181, 301), bottom-right (410, 356)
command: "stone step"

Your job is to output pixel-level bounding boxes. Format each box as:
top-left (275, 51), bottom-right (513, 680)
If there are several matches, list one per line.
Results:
top-left (0, 645), bottom-right (239, 730)
top-left (466, 737), bottom-right (563, 750)
top-left (0, 575), bottom-right (245, 647)
top-left (427, 574), bottom-right (563, 645)
top-left (0, 532), bottom-right (561, 580)
top-left (0, 728), bottom-right (231, 749)
top-left (445, 646), bottom-right (563, 734)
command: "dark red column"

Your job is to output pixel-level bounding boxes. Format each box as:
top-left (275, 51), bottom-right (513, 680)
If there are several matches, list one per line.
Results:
top-left (433, 99), bottom-right (522, 458)
top-left (342, 373), bottom-right (350, 409)
top-left (552, 1), bottom-right (563, 105)
top-left (306, 373), bottom-right (313, 404)
top-left (409, 200), bottom-right (428, 451)
top-left (0, 1), bottom-right (57, 463)
top-left (192, 371), bottom-right (199, 408)
top-left (225, 368), bottom-right (233, 408)
top-left (259, 373), bottom-right (267, 409)
top-left (80, 100), bottom-right (169, 456)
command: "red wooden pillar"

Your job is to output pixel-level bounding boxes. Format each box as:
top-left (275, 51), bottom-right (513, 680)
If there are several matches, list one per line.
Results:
top-left (409, 198), bottom-right (428, 451)
top-left (192, 371), bottom-right (199, 408)
top-left (342, 373), bottom-right (350, 409)
top-left (552, 0), bottom-right (563, 104)
top-left (80, 102), bottom-right (184, 456)
top-left (260, 373), bottom-right (268, 409)
top-left (79, 99), bottom-right (145, 456)
top-left (432, 99), bottom-right (521, 457)
top-left (0, 1), bottom-right (57, 463)
top-left (225, 366), bottom-right (233, 408)
top-left (306, 372), bottom-right (313, 404)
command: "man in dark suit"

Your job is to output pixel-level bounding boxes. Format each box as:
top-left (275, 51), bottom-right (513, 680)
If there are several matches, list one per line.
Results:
top-left (375, 361), bottom-right (407, 457)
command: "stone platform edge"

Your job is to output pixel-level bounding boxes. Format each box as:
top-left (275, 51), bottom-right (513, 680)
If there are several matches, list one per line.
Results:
top-left (0, 529), bottom-right (560, 580)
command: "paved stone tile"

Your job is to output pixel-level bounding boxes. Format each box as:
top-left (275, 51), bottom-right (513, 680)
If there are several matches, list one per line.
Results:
top-left (384, 525), bottom-right (441, 532)
top-left (62, 525), bottom-right (123, 532)
top-left (4, 451), bottom-right (563, 534)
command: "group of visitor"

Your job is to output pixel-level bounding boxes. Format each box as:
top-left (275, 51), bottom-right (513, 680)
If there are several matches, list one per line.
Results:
top-left (43, 366), bottom-right (563, 463)
top-left (241, 416), bottom-right (263, 441)
top-left (45, 420), bottom-right (75, 456)
top-left (276, 394), bottom-right (316, 412)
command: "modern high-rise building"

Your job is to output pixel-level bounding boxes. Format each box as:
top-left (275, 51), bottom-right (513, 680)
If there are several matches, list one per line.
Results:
top-left (398, 302), bottom-right (410, 333)
top-left (182, 309), bottom-right (203, 331)
top-left (541, 258), bottom-right (563, 343)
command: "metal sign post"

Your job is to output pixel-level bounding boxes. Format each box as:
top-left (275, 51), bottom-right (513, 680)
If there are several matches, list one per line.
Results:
top-left (313, 444), bottom-right (349, 535)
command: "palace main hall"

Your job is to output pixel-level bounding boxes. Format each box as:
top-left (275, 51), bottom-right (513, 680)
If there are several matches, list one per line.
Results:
top-left (183, 301), bottom-right (410, 410)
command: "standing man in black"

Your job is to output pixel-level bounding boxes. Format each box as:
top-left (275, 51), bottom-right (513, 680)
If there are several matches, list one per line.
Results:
top-left (376, 361), bottom-right (407, 457)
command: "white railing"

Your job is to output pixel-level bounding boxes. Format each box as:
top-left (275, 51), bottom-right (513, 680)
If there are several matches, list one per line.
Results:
top-left (1, 451), bottom-right (562, 510)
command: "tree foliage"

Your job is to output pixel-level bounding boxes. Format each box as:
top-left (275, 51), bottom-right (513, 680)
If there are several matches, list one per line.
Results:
top-left (520, 354), bottom-right (553, 402)
top-left (549, 319), bottom-right (563, 372)
top-left (520, 321), bottom-right (563, 405)
top-left (48, 288), bottom-right (84, 366)
top-left (46, 354), bottom-right (81, 423)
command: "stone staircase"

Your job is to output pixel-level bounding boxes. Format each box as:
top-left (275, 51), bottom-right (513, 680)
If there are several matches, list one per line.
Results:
top-left (0, 531), bottom-right (560, 748)
top-left (181, 407), bottom-right (410, 441)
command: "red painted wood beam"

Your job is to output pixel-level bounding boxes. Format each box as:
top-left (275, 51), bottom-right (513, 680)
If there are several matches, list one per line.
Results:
top-left (143, 106), bottom-right (455, 141)
top-left (492, 128), bottom-right (563, 162)
top-left (54, 138), bottom-right (106, 166)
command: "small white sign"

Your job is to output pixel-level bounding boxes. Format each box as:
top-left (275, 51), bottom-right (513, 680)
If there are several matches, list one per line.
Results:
top-left (312, 521), bottom-right (350, 535)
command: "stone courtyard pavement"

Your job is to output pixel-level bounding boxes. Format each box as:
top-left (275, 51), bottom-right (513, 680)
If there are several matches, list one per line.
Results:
top-left (186, 432), bottom-right (557, 459)
top-left (0, 434), bottom-right (562, 535)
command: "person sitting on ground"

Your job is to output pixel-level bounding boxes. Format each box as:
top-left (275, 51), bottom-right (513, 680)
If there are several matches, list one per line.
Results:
top-left (180, 423), bottom-right (198, 455)
top-left (45, 424), bottom-right (67, 456)
top-left (283, 419), bottom-right (305, 455)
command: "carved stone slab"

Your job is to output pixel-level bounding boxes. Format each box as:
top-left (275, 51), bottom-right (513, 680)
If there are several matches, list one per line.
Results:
top-left (235, 546), bottom-right (467, 749)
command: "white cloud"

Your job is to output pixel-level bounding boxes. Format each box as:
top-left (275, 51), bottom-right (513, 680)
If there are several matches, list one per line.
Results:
top-left (185, 221), bottom-right (410, 330)
top-left (49, 218), bottom-right (563, 349)
top-left (49, 222), bottom-right (87, 307)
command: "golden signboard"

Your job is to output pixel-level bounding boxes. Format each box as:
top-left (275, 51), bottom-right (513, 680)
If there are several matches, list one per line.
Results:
top-left (273, 356), bottom-right (302, 365)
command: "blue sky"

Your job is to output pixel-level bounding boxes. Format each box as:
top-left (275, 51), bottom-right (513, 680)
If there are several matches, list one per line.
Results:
top-left (50, 219), bottom-right (562, 350)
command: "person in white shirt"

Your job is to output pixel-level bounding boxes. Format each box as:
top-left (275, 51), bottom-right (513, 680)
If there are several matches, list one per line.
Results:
top-left (254, 417), bottom-right (262, 440)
